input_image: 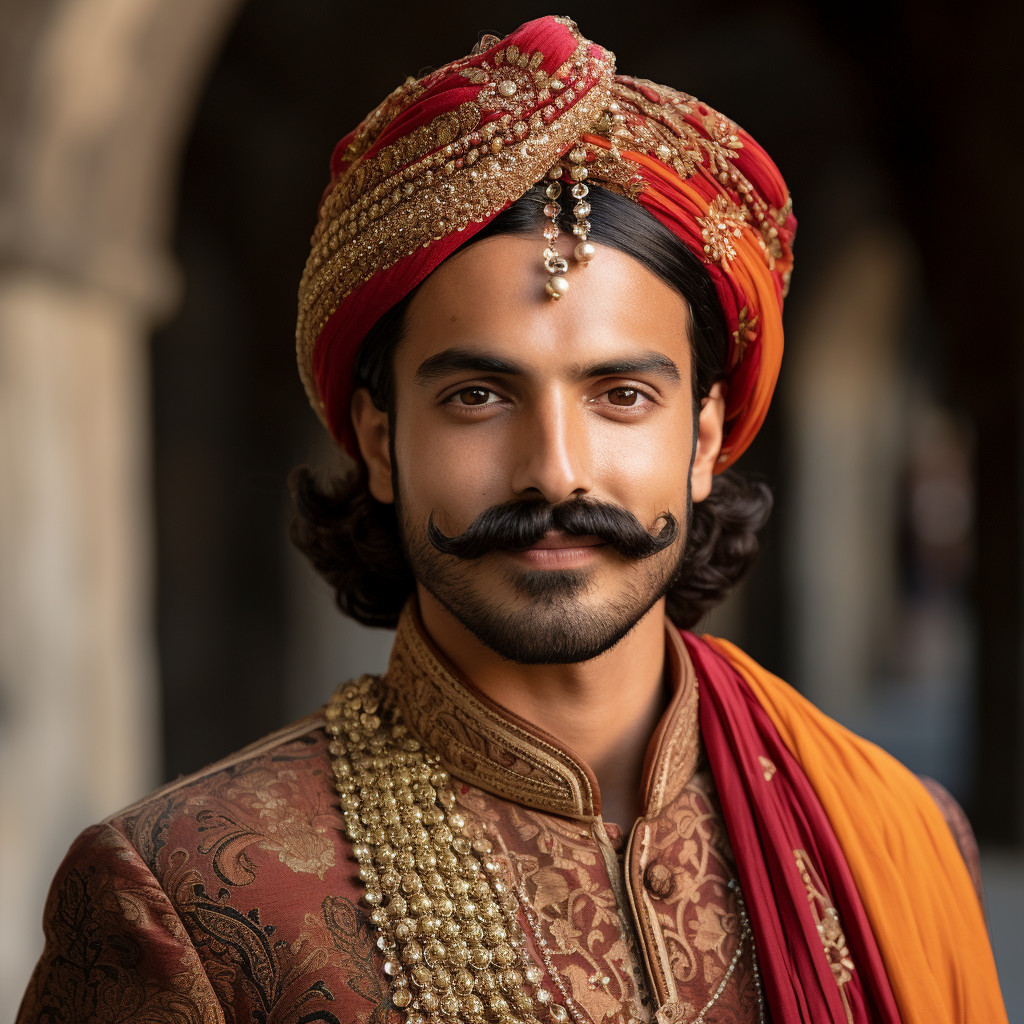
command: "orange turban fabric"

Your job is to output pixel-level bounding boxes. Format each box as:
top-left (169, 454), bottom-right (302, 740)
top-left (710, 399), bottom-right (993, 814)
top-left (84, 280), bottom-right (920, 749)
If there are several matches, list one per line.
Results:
top-left (296, 16), bottom-right (796, 470)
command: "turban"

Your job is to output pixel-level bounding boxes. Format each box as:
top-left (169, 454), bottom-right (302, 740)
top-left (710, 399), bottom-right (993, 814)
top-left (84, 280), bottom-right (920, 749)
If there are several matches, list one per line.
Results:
top-left (296, 16), bottom-right (795, 470)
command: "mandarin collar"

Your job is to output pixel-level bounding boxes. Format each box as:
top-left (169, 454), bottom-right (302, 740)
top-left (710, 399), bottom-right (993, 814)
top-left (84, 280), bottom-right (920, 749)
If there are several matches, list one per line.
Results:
top-left (382, 604), bottom-right (700, 822)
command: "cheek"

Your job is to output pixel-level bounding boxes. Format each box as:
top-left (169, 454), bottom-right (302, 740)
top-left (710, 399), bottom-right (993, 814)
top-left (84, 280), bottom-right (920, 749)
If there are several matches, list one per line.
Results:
top-left (393, 407), bottom-right (509, 521)
top-left (590, 409), bottom-right (694, 506)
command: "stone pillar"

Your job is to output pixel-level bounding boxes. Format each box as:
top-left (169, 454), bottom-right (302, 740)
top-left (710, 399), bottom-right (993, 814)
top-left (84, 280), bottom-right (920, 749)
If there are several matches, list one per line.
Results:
top-left (0, 0), bottom-right (243, 1011)
top-left (785, 225), bottom-right (914, 719)
top-left (0, 270), bottom-right (159, 996)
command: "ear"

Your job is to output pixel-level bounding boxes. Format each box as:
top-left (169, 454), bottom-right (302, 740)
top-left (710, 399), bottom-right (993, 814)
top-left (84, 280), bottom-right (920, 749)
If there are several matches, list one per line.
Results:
top-left (690, 381), bottom-right (726, 503)
top-left (350, 388), bottom-right (394, 504)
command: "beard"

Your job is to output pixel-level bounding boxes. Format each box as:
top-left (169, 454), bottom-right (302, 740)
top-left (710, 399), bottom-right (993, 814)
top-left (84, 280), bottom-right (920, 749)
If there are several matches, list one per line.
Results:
top-left (398, 493), bottom-right (691, 665)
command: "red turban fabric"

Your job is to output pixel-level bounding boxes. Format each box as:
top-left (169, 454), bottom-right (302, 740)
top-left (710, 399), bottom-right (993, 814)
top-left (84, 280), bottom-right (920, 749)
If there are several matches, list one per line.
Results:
top-left (296, 16), bottom-right (796, 470)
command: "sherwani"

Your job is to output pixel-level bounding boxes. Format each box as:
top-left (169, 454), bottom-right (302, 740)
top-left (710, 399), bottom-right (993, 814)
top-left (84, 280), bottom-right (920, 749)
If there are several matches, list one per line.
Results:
top-left (17, 609), bottom-right (977, 1024)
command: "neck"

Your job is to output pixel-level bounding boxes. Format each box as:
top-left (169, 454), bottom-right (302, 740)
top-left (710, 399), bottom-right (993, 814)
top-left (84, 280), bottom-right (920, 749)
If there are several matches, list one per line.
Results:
top-left (416, 588), bottom-right (670, 830)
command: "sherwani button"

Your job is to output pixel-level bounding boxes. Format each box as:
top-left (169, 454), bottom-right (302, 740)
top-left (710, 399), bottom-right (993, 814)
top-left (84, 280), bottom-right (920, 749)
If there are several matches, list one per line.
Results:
top-left (643, 861), bottom-right (674, 899)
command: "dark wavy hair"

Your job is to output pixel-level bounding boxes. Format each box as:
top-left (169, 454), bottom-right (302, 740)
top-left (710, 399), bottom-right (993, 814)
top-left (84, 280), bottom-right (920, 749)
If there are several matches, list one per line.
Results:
top-left (290, 185), bottom-right (772, 629)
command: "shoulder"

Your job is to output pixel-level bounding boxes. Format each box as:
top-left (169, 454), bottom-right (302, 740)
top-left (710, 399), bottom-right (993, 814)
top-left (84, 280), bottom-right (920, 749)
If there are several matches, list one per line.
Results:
top-left (42, 707), bottom-right (342, 903)
top-left (19, 817), bottom-right (224, 1023)
top-left (918, 775), bottom-right (985, 906)
top-left (21, 704), bottom-right (391, 1024)
top-left (111, 709), bottom-right (329, 823)
top-left (682, 630), bottom-right (986, 905)
top-left (94, 708), bottom-right (347, 887)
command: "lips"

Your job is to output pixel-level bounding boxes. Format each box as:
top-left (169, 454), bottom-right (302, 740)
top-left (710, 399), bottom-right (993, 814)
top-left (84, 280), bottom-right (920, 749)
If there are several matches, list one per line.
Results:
top-left (508, 532), bottom-right (607, 569)
top-left (521, 532), bottom-right (604, 551)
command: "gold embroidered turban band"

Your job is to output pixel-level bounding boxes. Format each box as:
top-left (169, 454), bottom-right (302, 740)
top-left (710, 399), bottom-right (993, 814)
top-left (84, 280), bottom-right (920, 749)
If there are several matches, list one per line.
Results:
top-left (296, 16), bottom-right (796, 470)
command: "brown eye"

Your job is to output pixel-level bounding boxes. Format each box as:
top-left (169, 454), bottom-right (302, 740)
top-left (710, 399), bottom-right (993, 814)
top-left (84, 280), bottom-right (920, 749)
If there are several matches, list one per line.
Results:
top-left (608, 387), bottom-right (639, 406)
top-left (457, 387), bottom-right (493, 406)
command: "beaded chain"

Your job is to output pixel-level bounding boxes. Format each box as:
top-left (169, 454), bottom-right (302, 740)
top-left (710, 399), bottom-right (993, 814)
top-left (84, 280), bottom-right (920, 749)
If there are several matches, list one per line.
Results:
top-left (688, 881), bottom-right (765, 1024)
top-left (510, 874), bottom-right (589, 1024)
top-left (327, 676), bottom-right (765, 1024)
top-left (327, 676), bottom-right (569, 1024)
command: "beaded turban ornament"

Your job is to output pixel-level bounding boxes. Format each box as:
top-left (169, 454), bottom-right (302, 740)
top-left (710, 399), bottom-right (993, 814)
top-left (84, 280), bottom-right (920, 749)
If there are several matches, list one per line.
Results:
top-left (296, 16), bottom-right (795, 470)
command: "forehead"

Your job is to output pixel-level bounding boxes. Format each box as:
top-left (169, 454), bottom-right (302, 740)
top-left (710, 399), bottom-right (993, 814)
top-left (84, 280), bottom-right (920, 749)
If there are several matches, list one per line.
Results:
top-left (394, 234), bottom-right (693, 381)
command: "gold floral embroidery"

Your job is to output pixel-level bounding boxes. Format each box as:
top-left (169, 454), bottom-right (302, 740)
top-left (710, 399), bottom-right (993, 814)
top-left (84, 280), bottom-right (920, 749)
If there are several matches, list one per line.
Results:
top-left (757, 755), bottom-right (776, 782)
top-left (631, 769), bottom-right (761, 1018)
top-left (606, 78), bottom-right (705, 181)
top-left (369, 102), bottom-right (482, 180)
top-left (794, 849), bottom-right (856, 1023)
top-left (700, 111), bottom-right (743, 150)
top-left (461, 42), bottom-right (565, 114)
top-left (697, 195), bottom-right (749, 265)
top-left (295, 23), bottom-right (614, 413)
top-left (186, 766), bottom-right (337, 881)
top-left (476, 804), bottom-right (651, 1019)
top-left (601, 77), bottom-right (791, 272)
top-left (296, 22), bottom-right (795, 423)
top-left (730, 306), bottom-right (760, 369)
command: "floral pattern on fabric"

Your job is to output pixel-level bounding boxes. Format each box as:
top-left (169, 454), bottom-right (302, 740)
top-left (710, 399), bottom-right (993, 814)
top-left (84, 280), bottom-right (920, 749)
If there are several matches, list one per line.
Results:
top-left (184, 763), bottom-right (338, 882)
top-left (630, 767), bottom-right (763, 1019)
top-left (20, 719), bottom-right (769, 1021)
top-left (19, 826), bottom-right (222, 1024)
top-left (20, 612), bottom-right (984, 1023)
top-left (18, 722), bottom-right (395, 1024)
top-left (460, 790), bottom-right (653, 1022)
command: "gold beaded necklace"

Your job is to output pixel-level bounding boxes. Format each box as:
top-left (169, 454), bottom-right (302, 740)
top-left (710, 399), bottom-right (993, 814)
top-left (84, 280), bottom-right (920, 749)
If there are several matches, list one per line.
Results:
top-left (327, 675), bottom-right (764, 1024)
top-left (328, 676), bottom-right (569, 1023)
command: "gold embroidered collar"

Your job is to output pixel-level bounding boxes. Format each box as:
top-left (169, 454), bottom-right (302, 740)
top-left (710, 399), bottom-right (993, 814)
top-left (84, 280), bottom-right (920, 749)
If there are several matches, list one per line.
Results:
top-left (382, 604), bottom-right (700, 822)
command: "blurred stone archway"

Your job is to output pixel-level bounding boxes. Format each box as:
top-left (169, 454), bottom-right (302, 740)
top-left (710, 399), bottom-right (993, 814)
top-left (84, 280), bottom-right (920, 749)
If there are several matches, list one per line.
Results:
top-left (0, 0), bottom-right (242, 1008)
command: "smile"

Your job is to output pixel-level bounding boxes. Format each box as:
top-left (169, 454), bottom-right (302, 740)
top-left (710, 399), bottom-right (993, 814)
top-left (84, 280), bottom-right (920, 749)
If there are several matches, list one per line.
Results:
top-left (507, 532), bottom-right (606, 569)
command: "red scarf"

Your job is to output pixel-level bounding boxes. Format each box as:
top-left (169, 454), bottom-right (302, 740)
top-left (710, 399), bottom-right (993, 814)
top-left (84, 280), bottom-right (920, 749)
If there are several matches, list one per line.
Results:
top-left (687, 633), bottom-right (1007, 1024)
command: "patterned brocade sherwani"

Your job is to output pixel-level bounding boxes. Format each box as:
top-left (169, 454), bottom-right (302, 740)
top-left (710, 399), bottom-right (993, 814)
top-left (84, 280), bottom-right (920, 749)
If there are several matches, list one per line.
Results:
top-left (19, 607), bottom-right (978, 1024)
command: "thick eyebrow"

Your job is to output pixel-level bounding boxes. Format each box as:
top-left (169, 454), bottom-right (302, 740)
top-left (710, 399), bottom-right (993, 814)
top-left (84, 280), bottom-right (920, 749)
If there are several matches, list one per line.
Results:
top-left (414, 349), bottom-right (526, 386)
top-left (574, 353), bottom-right (682, 384)
top-left (414, 347), bottom-right (682, 387)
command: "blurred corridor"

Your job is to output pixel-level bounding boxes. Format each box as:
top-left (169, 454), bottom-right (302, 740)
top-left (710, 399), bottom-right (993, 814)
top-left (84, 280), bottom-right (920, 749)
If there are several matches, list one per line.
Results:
top-left (2, 0), bottom-right (1022, 1015)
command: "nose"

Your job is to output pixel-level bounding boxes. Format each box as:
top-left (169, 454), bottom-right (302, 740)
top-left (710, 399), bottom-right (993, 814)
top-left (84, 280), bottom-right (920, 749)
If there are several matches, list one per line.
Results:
top-left (510, 396), bottom-right (593, 503)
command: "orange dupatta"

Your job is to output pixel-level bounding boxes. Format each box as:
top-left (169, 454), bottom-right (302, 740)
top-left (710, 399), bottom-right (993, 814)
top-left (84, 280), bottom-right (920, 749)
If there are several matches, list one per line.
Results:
top-left (704, 635), bottom-right (1007, 1024)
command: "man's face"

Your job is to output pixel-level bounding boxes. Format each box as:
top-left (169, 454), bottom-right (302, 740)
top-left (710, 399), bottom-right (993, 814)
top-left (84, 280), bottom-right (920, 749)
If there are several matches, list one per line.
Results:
top-left (352, 234), bottom-right (724, 663)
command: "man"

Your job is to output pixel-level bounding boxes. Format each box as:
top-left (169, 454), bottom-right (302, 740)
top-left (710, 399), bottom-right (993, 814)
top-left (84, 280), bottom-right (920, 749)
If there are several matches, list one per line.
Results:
top-left (18, 16), bottom-right (1006, 1024)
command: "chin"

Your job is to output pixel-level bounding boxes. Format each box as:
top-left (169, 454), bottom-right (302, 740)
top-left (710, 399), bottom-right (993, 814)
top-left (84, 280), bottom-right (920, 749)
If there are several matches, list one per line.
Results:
top-left (468, 611), bottom-right (640, 665)
top-left (428, 577), bottom-right (659, 665)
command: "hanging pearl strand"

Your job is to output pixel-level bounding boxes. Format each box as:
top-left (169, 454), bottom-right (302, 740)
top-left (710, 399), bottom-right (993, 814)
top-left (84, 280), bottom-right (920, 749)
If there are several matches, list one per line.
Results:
top-left (542, 167), bottom-right (569, 300)
top-left (567, 144), bottom-right (595, 266)
top-left (542, 144), bottom-right (594, 300)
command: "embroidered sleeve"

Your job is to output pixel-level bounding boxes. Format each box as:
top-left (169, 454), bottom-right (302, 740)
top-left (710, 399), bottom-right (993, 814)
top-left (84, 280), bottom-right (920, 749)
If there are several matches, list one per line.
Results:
top-left (16, 822), bottom-right (224, 1024)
